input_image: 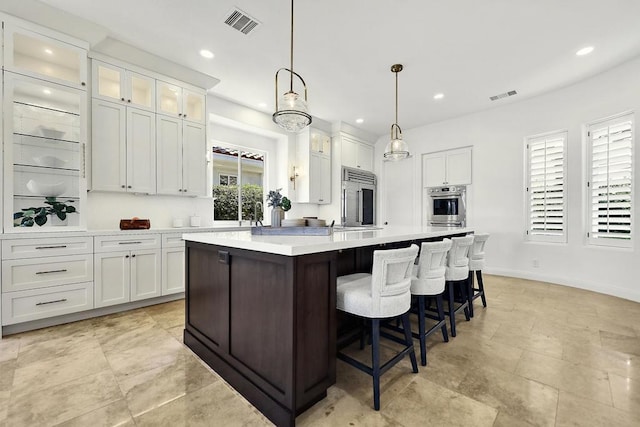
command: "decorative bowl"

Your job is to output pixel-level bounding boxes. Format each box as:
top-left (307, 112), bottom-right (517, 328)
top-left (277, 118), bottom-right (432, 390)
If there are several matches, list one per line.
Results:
top-left (33, 155), bottom-right (68, 168)
top-left (26, 179), bottom-right (67, 197)
top-left (34, 125), bottom-right (66, 140)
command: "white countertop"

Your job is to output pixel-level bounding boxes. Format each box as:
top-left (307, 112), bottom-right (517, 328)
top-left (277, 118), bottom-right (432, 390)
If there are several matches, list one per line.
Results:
top-left (183, 226), bottom-right (474, 256)
top-left (0, 225), bottom-right (250, 240)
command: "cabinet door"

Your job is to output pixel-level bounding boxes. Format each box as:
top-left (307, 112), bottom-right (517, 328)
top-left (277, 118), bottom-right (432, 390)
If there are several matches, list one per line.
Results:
top-left (127, 107), bottom-right (156, 193)
top-left (92, 99), bottom-right (127, 192)
top-left (357, 143), bottom-right (374, 171)
top-left (156, 115), bottom-right (183, 195)
top-left (156, 81), bottom-right (181, 118)
top-left (319, 155), bottom-right (331, 204)
top-left (127, 71), bottom-right (155, 111)
top-left (308, 154), bottom-right (322, 203)
top-left (310, 130), bottom-right (331, 155)
top-left (446, 148), bottom-right (472, 185)
top-left (3, 23), bottom-right (88, 89)
top-left (423, 153), bottom-right (446, 187)
top-left (162, 247), bottom-right (185, 295)
top-left (341, 137), bottom-right (358, 168)
top-left (92, 61), bottom-right (125, 102)
top-left (130, 250), bottom-right (161, 301)
top-left (182, 89), bottom-right (205, 124)
top-left (94, 252), bottom-right (130, 308)
top-left (182, 122), bottom-right (207, 196)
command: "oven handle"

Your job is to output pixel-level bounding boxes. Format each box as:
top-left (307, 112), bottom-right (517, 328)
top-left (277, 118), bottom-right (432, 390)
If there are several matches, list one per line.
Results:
top-left (431, 194), bottom-right (461, 199)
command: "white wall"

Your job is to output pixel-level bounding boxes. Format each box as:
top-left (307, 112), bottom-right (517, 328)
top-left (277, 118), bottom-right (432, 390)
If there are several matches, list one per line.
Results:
top-left (376, 55), bottom-right (640, 302)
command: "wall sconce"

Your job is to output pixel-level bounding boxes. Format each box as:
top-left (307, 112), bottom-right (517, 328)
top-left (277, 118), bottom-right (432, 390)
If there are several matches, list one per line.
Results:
top-left (289, 165), bottom-right (299, 190)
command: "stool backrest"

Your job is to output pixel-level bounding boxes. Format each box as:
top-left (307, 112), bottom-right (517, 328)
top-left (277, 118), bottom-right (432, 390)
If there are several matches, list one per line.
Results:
top-left (411, 239), bottom-right (452, 295)
top-left (470, 233), bottom-right (490, 260)
top-left (371, 244), bottom-right (419, 306)
top-left (445, 235), bottom-right (474, 281)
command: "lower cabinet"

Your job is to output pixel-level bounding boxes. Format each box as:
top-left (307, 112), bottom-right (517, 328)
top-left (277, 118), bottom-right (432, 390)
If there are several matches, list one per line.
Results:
top-left (162, 247), bottom-right (185, 295)
top-left (94, 249), bottom-right (161, 308)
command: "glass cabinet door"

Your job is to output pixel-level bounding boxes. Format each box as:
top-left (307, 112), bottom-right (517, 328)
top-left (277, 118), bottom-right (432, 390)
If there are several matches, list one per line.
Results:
top-left (93, 61), bottom-right (125, 101)
top-left (182, 89), bottom-right (205, 123)
top-left (156, 81), bottom-right (181, 117)
top-left (4, 74), bottom-right (87, 231)
top-left (310, 130), bottom-right (331, 156)
top-left (4, 23), bottom-right (88, 89)
top-left (128, 71), bottom-right (155, 110)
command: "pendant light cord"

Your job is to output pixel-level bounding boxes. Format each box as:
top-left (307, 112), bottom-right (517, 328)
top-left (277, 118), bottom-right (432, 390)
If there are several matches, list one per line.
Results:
top-left (289, 0), bottom-right (294, 93)
top-left (395, 69), bottom-right (398, 125)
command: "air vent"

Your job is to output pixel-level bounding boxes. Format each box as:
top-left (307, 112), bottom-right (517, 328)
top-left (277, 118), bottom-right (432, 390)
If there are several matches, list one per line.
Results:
top-left (224, 8), bottom-right (260, 35)
top-left (489, 90), bottom-right (517, 101)
top-left (342, 167), bottom-right (377, 185)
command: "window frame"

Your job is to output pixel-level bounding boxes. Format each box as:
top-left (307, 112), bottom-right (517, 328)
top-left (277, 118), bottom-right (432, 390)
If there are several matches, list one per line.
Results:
top-left (585, 112), bottom-right (634, 248)
top-left (525, 130), bottom-right (569, 243)
top-left (218, 173), bottom-right (238, 186)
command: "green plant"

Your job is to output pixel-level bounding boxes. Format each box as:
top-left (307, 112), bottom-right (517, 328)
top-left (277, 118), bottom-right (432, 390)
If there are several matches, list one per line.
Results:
top-left (266, 188), bottom-right (291, 211)
top-left (14, 197), bottom-right (78, 227)
top-left (212, 184), bottom-right (264, 220)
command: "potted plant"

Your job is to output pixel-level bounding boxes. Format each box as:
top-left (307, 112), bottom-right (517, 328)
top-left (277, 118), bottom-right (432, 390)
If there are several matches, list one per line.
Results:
top-left (266, 188), bottom-right (291, 227)
top-left (13, 197), bottom-right (78, 227)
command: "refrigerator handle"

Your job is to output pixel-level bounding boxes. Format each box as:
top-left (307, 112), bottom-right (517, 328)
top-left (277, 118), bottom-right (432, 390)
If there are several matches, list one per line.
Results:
top-left (356, 190), bottom-right (361, 224)
top-left (341, 188), bottom-right (347, 225)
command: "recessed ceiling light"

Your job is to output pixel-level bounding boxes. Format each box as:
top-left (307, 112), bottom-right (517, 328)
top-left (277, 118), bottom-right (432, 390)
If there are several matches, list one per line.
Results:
top-left (258, 102), bottom-right (268, 108)
top-left (44, 48), bottom-right (53, 55)
top-left (199, 49), bottom-right (214, 59)
top-left (576, 46), bottom-right (594, 56)
top-left (355, 118), bottom-right (364, 124)
top-left (433, 93), bottom-right (444, 100)
top-left (42, 89), bottom-right (52, 95)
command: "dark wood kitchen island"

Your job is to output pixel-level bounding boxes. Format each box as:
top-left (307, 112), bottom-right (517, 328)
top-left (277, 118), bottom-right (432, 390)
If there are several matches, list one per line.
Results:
top-left (182, 226), bottom-right (473, 426)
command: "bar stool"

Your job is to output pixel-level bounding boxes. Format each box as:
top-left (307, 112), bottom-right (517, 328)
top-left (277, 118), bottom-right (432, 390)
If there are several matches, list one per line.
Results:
top-left (467, 233), bottom-right (490, 317)
top-left (444, 235), bottom-right (473, 337)
top-left (336, 244), bottom-right (419, 411)
top-left (410, 239), bottom-right (452, 366)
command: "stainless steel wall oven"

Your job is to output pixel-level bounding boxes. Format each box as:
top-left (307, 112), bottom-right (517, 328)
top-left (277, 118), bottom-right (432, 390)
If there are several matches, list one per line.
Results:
top-left (427, 185), bottom-right (466, 226)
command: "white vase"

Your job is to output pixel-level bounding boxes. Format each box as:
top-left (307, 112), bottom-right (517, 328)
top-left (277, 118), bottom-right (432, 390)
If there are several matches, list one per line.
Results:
top-left (271, 207), bottom-right (284, 227)
top-left (48, 215), bottom-right (68, 227)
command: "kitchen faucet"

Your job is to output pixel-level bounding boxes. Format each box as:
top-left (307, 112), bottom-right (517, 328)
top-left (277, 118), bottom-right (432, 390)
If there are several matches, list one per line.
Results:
top-left (251, 201), bottom-right (263, 227)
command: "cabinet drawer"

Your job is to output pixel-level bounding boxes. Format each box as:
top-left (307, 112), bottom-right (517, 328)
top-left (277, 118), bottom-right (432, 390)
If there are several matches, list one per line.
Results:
top-left (94, 234), bottom-right (161, 252)
top-left (2, 282), bottom-right (94, 325)
top-left (162, 233), bottom-right (185, 248)
top-left (2, 254), bottom-right (94, 293)
top-left (2, 237), bottom-right (93, 260)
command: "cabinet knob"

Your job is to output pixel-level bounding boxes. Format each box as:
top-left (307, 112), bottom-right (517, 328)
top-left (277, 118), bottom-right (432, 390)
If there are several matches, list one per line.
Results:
top-left (121, 185), bottom-right (125, 188)
top-left (178, 113), bottom-right (182, 117)
top-left (183, 189), bottom-right (187, 192)
top-left (132, 254), bottom-right (136, 258)
top-left (178, 189), bottom-right (183, 192)
top-left (127, 99), bottom-right (131, 103)
top-left (125, 255), bottom-right (130, 258)
top-left (183, 114), bottom-right (187, 118)
top-left (357, 165), bottom-right (361, 168)
top-left (127, 185), bottom-right (132, 189)
top-left (81, 82), bottom-right (86, 86)
top-left (318, 199), bottom-right (323, 202)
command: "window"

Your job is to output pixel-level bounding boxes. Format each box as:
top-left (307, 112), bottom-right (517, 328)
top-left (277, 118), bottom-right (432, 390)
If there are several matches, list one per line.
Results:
top-left (587, 113), bottom-right (634, 246)
top-left (212, 145), bottom-right (265, 222)
top-left (525, 131), bottom-right (567, 242)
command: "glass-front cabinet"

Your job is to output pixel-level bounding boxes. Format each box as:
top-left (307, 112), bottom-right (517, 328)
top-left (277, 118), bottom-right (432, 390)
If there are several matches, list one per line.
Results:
top-left (3, 73), bottom-right (87, 231)
top-left (3, 22), bottom-right (88, 89)
top-left (92, 60), bottom-right (155, 111)
top-left (156, 80), bottom-right (205, 124)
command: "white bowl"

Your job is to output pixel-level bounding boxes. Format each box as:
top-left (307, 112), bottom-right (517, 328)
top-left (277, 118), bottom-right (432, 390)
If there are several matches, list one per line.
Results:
top-left (33, 155), bottom-right (68, 168)
top-left (26, 179), bottom-right (67, 197)
top-left (34, 125), bottom-right (66, 140)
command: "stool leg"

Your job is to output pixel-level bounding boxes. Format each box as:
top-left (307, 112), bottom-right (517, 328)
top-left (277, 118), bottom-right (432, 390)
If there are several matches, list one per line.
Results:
top-left (447, 282), bottom-right (456, 337)
top-left (360, 319), bottom-right (367, 350)
top-left (400, 312), bottom-right (419, 373)
top-left (460, 280), bottom-right (471, 321)
top-left (418, 296), bottom-right (426, 366)
top-left (467, 271), bottom-right (474, 318)
top-left (371, 319), bottom-right (381, 411)
top-left (436, 294), bottom-right (449, 342)
top-left (477, 270), bottom-right (487, 307)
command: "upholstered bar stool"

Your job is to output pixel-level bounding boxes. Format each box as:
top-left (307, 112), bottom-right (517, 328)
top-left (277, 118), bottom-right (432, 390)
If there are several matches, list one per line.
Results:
top-left (467, 233), bottom-right (490, 317)
top-left (444, 235), bottom-right (473, 337)
top-left (336, 244), bottom-right (419, 411)
top-left (410, 239), bottom-right (452, 366)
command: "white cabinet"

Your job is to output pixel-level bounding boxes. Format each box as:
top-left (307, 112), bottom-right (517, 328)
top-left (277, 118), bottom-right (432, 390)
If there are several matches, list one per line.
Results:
top-left (94, 235), bottom-right (161, 308)
top-left (295, 128), bottom-right (331, 204)
top-left (162, 234), bottom-right (185, 295)
top-left (423, 147), bottom-right (472, 187)
top-left (3, 73), bottom-right (87, 232)
top-left (92, 60), bottom-right (155, 111)
top-left (340, 134), bottom-right (374, 171)
top-left (156, 115), bottom-right (207, 197)
top-left (3, 21), bottom-right (88, 89)
top-left (156, 80), bottom-right (206, 124)
top-left (92, 99), bottom-right (156, 193)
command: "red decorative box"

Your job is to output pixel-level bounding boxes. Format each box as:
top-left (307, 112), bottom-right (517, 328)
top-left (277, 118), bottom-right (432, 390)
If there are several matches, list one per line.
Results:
top-left (119, 219), bottom-right (151, 230)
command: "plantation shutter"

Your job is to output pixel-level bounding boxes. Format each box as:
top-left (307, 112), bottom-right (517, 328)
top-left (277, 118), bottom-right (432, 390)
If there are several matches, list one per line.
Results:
top-left (527, 132), bottom-right (566, 242)
top-left (588, 115), bottom-right (633, 244)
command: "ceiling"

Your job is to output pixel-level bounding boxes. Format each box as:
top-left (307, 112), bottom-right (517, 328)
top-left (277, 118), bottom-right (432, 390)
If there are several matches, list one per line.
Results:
top-left (24, 0), bottom-right (640, 136)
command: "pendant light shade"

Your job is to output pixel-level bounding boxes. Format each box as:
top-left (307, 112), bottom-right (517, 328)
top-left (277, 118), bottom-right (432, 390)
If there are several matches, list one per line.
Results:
top-left (273, 0), bottom-right (311, 132)
top-left (384, 64), bottom-right (410, 161)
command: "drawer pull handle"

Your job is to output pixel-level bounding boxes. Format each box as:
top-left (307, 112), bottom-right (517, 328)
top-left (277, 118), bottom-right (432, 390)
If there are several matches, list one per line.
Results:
top-left (36, 298), bottom-right (67, 306)
top-left (118, 241), bottom-right (143, 245)
top-left (35, 245), bottom-right (68, 250)
top-left (36, 269), bottom-right (68, 275)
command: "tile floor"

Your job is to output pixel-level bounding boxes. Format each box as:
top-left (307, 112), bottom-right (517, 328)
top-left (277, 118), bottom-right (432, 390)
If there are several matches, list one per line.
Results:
top-left (1, 275), bottom-right (640, 426)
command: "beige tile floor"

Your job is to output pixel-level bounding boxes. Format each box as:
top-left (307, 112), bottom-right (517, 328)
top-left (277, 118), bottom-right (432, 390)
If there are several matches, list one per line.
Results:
top-left (1, 274), bottom-right (640, 426)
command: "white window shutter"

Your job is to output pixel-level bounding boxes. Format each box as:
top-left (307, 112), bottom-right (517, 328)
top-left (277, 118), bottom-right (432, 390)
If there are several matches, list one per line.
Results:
top-left (526, 131), bottom-right (567, 242)
top-left (588, 114), bottom-right (633, 246)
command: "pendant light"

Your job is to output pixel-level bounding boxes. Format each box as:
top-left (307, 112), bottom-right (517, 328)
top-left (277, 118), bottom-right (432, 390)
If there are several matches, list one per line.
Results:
top-left (383, 64), bottom-right (410, 160)
top-left (273, 0), bottom-right (312, 132)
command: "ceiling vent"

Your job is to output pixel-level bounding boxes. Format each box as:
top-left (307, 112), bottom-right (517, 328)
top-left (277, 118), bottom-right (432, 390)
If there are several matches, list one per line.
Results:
top-left (223, 8), bottom-right (260, 35)
top-left (489, 90), bottom-right (517, 101)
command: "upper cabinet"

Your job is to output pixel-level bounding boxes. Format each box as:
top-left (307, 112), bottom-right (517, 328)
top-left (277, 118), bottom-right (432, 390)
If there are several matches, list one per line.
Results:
top-left (340, 134), bottom-right (374, 172)
top-left (92, 60), bottom-right (155, 111)
top-left (423, 147), bottom-right (472, 187)
top-left (295, 127), bottom-right (331, 204)
top-left (156, 80), bottom-right (206, 124)
top-left (3, 22), bottom-right (88, 90)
